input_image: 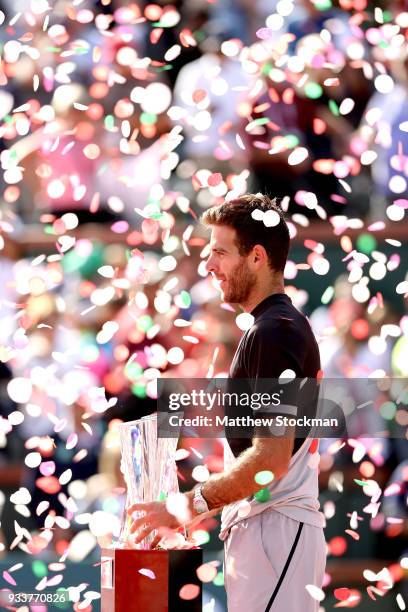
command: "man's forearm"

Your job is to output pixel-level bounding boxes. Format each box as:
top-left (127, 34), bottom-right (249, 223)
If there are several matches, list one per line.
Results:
top-left (199, 437), bottom-right (292, 510)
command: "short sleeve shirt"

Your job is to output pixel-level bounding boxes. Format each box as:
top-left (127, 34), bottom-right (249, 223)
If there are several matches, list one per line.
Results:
top-left (226, 293), bottom-right (321, 457)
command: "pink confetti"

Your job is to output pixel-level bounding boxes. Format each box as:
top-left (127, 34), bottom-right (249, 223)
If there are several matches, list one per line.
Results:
top-left (2, 571), bottom-right (17, 586)
top-left (179, 584), bottom-right (200, 600)
top-left (111, 220), bottom-right (129, 234)
top-left (394, 199), bottom-right (408, 208)
top-left (334, 588), bottom-right (351, 601)
top-left (345, 529), bottom-right (360, 541)
top-left (40, 461), bottom-right (56, 476)
top-left (367, 221), bottom-right (385, 232)
top-left (139, 568), bottom-right (156, 580)
top-left (196, 562), bottom-right (218, 583)
top-left (54, 419), bottom-right (68, 433)
top-left (256, 28), bottom-right (273, 40)
top-left (66, 433), bottom-right (78, 450)
top-left (384, 482), bottom-right (402, 496)
top-left (207, 173), bottom-right (222, 187)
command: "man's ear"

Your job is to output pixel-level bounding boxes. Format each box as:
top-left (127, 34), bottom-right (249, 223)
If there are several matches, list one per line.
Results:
top-left (252, 244), bottom-right (267, 265)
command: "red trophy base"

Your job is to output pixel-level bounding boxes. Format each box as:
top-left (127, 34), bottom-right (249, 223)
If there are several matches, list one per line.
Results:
top-left (101, 548), bottom-right (203, 612)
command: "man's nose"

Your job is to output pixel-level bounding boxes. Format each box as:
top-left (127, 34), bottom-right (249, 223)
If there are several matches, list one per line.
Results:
top-left (205, 255), bottom-right (216, 274)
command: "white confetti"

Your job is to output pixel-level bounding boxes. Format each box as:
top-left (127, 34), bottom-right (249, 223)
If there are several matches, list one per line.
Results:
top-left (10, 488), bottom-right (31, 505)
top-left (7, 378), bottom-right (32, 404)
top-left (288, 147), bottom-right (309, 166)
top-left (235, 312), bottom-right (254, 331)
top-left (192, 465), bottom-right (210, 482)
top-left (305, 584), bottom-right (325, 601)
top-left (397, 593), bottom-right (406, 610)
top-left (263, 210), bottom-right (281, 227)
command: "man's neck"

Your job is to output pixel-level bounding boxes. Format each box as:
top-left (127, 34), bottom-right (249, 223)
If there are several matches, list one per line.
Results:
top-left (240, 280), bottom-right (285, 314)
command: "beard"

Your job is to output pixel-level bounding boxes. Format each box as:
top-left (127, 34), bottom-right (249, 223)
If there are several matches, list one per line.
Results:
top-left (222, 258), bottom-right (257, 304)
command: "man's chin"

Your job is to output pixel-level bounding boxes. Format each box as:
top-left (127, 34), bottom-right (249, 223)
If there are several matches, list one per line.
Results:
top-left (221, 292), bottom-right (237, 304)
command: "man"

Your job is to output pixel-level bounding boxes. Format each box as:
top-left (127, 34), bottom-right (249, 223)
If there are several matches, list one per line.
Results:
top-left (128, 194), bottom-right (326, 611)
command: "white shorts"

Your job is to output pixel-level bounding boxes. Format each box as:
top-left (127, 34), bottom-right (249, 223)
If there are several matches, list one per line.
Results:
top-left (223, 511), bottom-right (326, 612)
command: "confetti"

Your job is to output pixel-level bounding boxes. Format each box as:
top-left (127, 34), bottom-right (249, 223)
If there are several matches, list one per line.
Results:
top-left (192, 465), bottom-right (210, 483)
top-left (10, 488), bottom-right (31, 505)
top-left (3, 571), bottom-right (17, 586)
top-left (235, 313), bottom-right (254, 331)
top-left (196, 562), bottom-right (218, 583)
top-left (254, 471), bottom-right (274, 486)
top-left (0, 1), bottom-right (405, 601)
top-left (334, 588), bottom-right (351, 601)
top-left (288, 147), bottom-right (309, 166)
top-left (305, 584), bottom-right (325, 602)
top-left (7, 378), bottom-right (32, 403)
top-left (139, 568), bottom-right (156, 580)
top-left (179, 584), bottom-right (200, 600)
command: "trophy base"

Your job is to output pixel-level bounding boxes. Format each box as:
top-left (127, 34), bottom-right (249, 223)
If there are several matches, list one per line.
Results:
top-left (101, 548), bottom-right (203, 612)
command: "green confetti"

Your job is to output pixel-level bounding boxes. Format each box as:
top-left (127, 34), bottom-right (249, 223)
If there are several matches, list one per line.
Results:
top-left (392, 337), bottom-right (408, 376)
top-left (152, 21), bottom-right (172, 28)
top-left (304, 82), bottom-right (323, 99)
top-left (194, 30), bottom-right (206, 44)
top-left (262, 62), bottom-right (273, 76)
top-left (285, 134), bottom-right (300, 148)
top-left (73, 47), bottom-right (89, 55)
top-left (97, 163), bottom-right (109, 175)
top-left (321, 286), bottom-right (334, 305)
top-left (155, 65), bottom-right (174, 72)
top-left (32, 560), bottom-right (47, 578)
top-left (137, 314), bottom-right (153, 332)
top-left (125, 361), bottom-right (143, 381)
top-left (144, 202), bottom-right (163, 219)
top-left (356, 233), bottom-right (377, 254)
top-left (213, 572), bottom-right (224, 586)
top-left (131, 382), bottom-right (147, 398)
top-left (193, 529), bottom-right (210, 546)
top-left (180, 290), bottom-right (191, 308)
top-left (140, 112), bottom-right (157, 126)
top-left (328, 99), bottom-right (339, 116)
top-left (353, 479), bottom-right (367, 487)
top-left (312, 0), bottom-right (332, 9)
top-left (157, 491), bottom-right (166, 501)
top-left (104, 115), bottom-right (115, 130)
top-left (380, 401), bottom-right (396, 420)
top-left (82, 344), bottom-right (99, 363)
top-left (54, 589), bottom-right (70, 609)
top-left (103, 496), bottom-right (121, 513)
top-left (254, 488), bottom-right (271, 503)
top-left (251, 117), bottom-right (270, 127)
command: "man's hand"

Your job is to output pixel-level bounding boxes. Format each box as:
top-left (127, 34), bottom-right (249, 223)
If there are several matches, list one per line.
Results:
top-left (127, 501), bottom-right (182, 545)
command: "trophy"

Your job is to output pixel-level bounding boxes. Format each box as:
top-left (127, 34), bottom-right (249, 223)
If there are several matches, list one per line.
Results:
top-left (118, 413), bottom-right (179, 549)
top-left (101, 413), bottom-right (203, 611)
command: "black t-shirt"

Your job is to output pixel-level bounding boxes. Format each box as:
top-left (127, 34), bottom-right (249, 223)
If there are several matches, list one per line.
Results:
top-left (227, 293), bottom-right (321, 457)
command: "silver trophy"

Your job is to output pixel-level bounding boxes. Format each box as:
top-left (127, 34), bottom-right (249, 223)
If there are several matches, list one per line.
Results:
top-left (118, 414), bottom-right (179, 549)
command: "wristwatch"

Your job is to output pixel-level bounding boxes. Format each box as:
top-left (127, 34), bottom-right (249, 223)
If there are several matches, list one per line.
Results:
top-left (193, 485), bottom-right (209, 514)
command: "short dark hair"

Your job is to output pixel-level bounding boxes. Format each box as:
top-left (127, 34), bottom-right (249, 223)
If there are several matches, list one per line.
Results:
top-left (200, 193), bottom-right (290, 272)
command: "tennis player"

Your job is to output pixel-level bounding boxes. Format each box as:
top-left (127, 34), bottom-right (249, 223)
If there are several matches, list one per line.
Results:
top-left (128, 193), bottom-right (326, 611)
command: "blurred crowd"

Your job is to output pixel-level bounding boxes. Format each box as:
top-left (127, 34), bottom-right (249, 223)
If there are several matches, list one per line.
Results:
top-left (0, 0), bottom-right (407, 605)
